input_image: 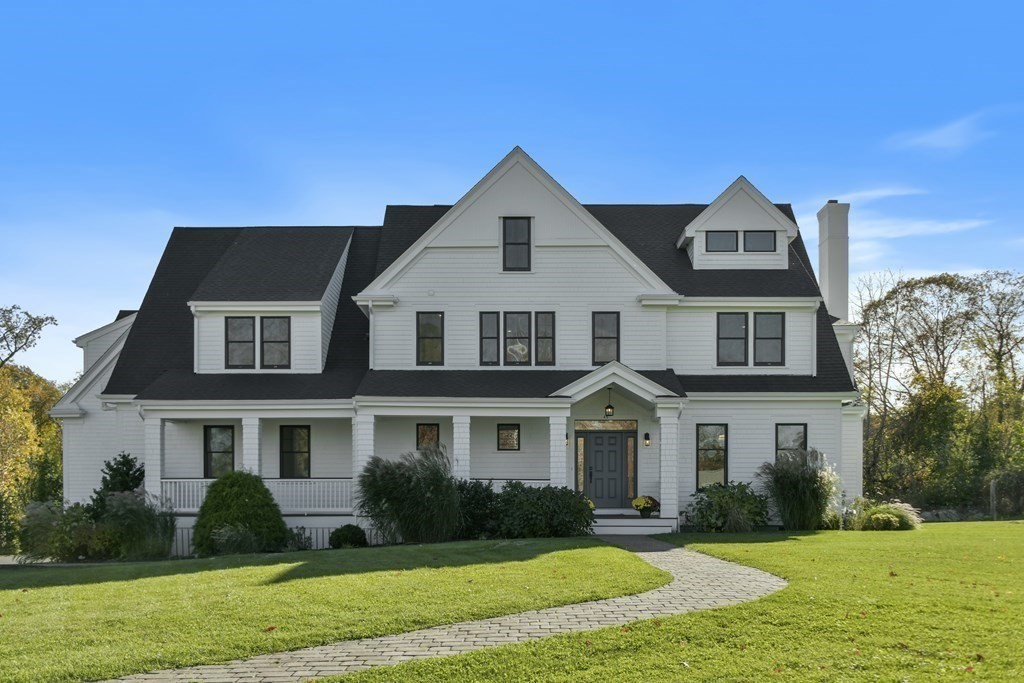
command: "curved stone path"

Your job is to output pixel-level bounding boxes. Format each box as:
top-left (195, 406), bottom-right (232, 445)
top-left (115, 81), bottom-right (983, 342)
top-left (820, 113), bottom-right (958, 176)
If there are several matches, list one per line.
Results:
top-left (115, 536), bottom-right (786, 682)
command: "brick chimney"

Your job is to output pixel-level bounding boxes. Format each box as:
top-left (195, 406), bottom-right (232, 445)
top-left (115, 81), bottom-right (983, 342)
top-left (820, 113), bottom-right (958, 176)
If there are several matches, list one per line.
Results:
top-left (817, 199), bottom-right (850, 321)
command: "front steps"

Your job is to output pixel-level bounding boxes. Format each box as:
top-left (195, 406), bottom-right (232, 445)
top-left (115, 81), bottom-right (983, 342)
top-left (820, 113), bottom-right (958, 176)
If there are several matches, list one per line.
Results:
top-left (593, 514), bottom-right (676, 535)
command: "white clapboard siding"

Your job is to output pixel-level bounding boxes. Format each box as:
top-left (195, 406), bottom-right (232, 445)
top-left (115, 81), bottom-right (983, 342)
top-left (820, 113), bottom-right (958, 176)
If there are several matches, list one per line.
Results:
top-left (373, 246), bottom-right (666, 370)
top-left (260, 418), bottom-right (353, 478)
top-left (195, 310), bottom-right (323, 373)
top-left (667, 307), bottom-right (814, 375)
top-left (470, 417), bottom-right (550, 480)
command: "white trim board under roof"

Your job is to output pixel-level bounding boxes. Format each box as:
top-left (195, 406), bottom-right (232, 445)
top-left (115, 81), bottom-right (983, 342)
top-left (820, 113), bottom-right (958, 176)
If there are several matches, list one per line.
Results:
top-left (72, 312), bottom-right (136, 348)
top-left (552, 361), bottom-right (683, 403)
top-left (675, 176), bottom-right (799, 249)
top-left (358, 146), bottom-right (676, 297)
top-left (51, 327), bottom-right (133, 418)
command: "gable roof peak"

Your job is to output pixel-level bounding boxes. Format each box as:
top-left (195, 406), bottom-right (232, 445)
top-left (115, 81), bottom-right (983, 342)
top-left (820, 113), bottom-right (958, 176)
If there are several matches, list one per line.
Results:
top-left (674, 175), bottom-right (799, 248)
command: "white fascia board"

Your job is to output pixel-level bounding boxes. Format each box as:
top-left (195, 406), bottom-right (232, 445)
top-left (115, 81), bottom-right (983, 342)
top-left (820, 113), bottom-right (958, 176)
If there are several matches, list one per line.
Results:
top-left (553, 361), bottom-right (681, 402)
top-left (138, 400), bottom-right (356, 420)
top-left (674, 297), bottom-right (821, 309)
top-left (51, 329), bottom-right (131, 415)
top-left (355, 397), bottom-right (572, 418)
top-left (675, 176), bottom-right (799, 249)
top-left (188, 301), bottom-right (322, 313)
top-left (684, 391), bottom-right (860, 401)
top-left (352, 294), bottom-right (398, 306)
top-left (73, 313), bottom-right (136, 348)
top-left (359, 147), bottom-right (675, 296)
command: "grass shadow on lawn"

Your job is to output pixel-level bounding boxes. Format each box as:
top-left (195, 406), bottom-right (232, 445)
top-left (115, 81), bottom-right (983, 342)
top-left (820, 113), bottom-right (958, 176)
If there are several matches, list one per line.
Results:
top-left (0, 536), bottom-right (611, 591)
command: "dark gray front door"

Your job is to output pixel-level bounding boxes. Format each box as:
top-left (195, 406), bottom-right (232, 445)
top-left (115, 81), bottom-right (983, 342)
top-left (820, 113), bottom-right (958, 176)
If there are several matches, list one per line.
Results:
top-left (586, 432), bottom-right (625, 508)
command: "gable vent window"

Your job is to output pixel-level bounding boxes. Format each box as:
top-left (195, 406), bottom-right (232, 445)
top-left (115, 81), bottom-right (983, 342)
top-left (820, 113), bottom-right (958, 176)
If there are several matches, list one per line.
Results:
top-left (502, 217), bottom-right (531, 271)
top-left (706, 231), bottom-right (738, 252)
top-left (535, 312), bottom-right (555, 366)
top-left (225, 317), bottom-right (255, 369)
top-left (754, 312), bottom-right (785, 366)
top-left (416, 312), bottom-right (445, 366)
top-left (744, 231), bottom-right (776, 252)
top-left (260, 316), bottom-right (291, 369)
top-left (480, 312), bottom-right (500, 366)
top-left (504, 312), bottom-right (531, 365)
top-left (716, 312), bottom-right (748, 366)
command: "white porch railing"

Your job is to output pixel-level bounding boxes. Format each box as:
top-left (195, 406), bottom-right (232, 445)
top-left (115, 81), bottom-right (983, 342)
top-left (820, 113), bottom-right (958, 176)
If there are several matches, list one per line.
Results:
top-left (161, 478), bottom-right (354, 514)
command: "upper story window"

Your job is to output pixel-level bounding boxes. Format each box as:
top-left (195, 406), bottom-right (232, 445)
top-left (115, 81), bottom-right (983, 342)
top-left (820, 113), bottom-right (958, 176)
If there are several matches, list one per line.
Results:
top-left (754, 312), bottom-right (784, 366)
top-left (260, 317), bottom-right (291, 369)
top-left (706, 231), bottom-right (738, 252)
top-left (744, 231), bottom-right (776, 252)
top-left (416, 312), bottom-right (444, 366)
top-left (716, 313), bottom-right (748, 366)
top-left (280, 425), bottom-right (311, 479)
top-left (776, 423), bottom-right (807, 461)
top-left (535, 312), bottom-right (555, 366)
top-left (592, 312), bottom-right (620, 365)
top-left (480, 312), bottom-right (500, 366)
top-left (225, 317), bottom-right (255, 369)
top-left (504, 312), bottom-right (531, 365)
top-left (502, 217), bottom-right (531, 271)
top-left (204, 425), bottom-right (235, 478)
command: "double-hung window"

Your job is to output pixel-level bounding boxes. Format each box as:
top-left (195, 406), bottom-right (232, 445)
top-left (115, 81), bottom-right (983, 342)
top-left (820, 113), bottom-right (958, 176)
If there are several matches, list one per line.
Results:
top-left (754, 312), bottom-right (784, 366)
top-left (696, 424), bottom-right (727, 489)
top-left (592, 312), bottom-right (620, 364)
top-left (716, 313), bottom-right (748, 366)
top-left (204, 425), bottom-right (235, 478)
top-left (504, 312), bottom-right (531, 365)
top-left (280, 425), bottom-right (311, 478)
top-left (776, 424), bottom-right (807, 461)
top-left (225, 317), bottom-right (255, 369)
top-left (535, 312), bottom-right (555, 365)
top-left (480, 312), bottom-right (500, 366)
top-left (260, 316), bottom-right (291, 369)
top-left (416, 312), bottom-right (444, 365)
top-left (502, 217), bottom-right (531, 271)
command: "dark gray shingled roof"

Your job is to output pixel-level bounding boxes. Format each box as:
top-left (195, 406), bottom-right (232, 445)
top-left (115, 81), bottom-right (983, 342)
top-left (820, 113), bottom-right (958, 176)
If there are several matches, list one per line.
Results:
top-left (191, 227), bottom-right (353, 301)
top-left (109, 200), bottom-right (854, 401)
top-left (356, 369), bottom-right (685, 399)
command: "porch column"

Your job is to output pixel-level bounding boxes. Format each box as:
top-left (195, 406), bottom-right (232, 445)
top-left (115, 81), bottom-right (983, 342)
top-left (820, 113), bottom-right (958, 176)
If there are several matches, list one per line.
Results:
top-left (549, 415), bottom-right (567, 487)
top-left (143, 416), bottom-right (163, 499)
top-left (657, 406), bottom-right (680, 529)
top-left (241, 417), bottom-right (262, 475)
top-left (353, 413), bottom-right (375, 486)
top-left (452, 415), bottom-right (471, 479)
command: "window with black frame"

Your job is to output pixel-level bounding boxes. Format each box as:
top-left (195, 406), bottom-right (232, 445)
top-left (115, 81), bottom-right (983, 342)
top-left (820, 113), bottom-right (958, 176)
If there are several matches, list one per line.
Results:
top-left (416, 423), bottom-right (440, 450)
top-left (504, 312), bottom-right (531, 365)
top-left (497, 424), bottom-right (520, 450)
top-left (754, 312), bottom-right (784, 366)
top-left (260, 316), bottom-right (291, 369)
top-left (776, 423), bottom-right (807, 461)
top-left (480, 312), bottom-right (499, 366)
top-left (204, 425), bottom-right (235, 478)
top-left (416, 312), bottom-right (444, 365)
top-left (225, 317), bottom-right (255, 369)
top-left (592, 312), bottom-right (619, 364)
top-left (743, 230), bottom-right (776, 252)
top-left (696, 424), bottom-right (727, 489)
top-left (717, 312), bottom-right (748, 366)
top-left (280, 425), bottom-right (311, 478)
top-left (535, 312), bottom-right (555, 365)
top-left (502, 217), bottom-right (531, 271)
top-left (706, 231), bottom-right (738, 252)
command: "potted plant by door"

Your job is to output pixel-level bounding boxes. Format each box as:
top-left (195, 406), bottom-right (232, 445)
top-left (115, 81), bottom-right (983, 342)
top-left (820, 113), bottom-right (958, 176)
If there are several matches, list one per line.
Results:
top-left (632, 495), bottom-right (660, 519)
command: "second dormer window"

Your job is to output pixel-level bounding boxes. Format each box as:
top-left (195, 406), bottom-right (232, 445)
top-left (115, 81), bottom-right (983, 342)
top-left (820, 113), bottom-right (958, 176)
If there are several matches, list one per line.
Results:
top-left (260, 317), bottom-right (291, 369)
top-left (744, 231), bottom-right (776, 252)
top-left (502, 217), bottom-right (531, 271)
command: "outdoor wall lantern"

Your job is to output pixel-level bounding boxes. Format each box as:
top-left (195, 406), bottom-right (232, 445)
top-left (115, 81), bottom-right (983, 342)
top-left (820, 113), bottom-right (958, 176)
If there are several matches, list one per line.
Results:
top-left (643, 432), bottom-right (651, 447)
top-left (604, 388), bottom-right (615, 417)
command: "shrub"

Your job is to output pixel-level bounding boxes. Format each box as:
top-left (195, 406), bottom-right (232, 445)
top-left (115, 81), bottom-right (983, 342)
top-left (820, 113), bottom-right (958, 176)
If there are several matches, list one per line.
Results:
top-left (851, 498), bottom-right (923, 531)
top-left (285, 527), bottom-right (313, 552)
top-left (631, 495), bottom-right (660, 518)
top-left (756, 448), bottom-right (839, 530)
top-left (0, 489), bottom-right (19, 553)
top-left (329, 524), bottom-right (368, 549)
top-left (357, 446), bottom-right (461, 544)
top-left (686, 482), bottom-right (769, 532)
top-left (988, 465), bottom-right (1024, 516)
top-left (17, 501), bottom-right (63, 562)
top-left (193, 471), bottom-right (288, 555)
top-left (88, 452), bottom-right (144, 520)
top-left (456, 479), bottom-right (498, 539)
top-left (492, 482), bottom-right (594, 538)
top-left (210, 524), bottom-right (262, 554)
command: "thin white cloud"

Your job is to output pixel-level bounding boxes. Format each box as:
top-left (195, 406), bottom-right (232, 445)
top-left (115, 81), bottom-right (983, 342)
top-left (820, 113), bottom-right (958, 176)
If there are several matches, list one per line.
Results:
top-left (853, 215), bottom-right (989, 239)
top-left (834, 186), bottom-right (926, 204)
top-left (888, 113), bottom-right (990, 152)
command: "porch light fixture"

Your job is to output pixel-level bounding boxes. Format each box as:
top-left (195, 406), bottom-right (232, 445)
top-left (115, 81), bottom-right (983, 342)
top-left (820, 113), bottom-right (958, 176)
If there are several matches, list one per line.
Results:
top-left (565, 432), bottom-right (569, 446)
top-left (643, 432), bottom-right (651, 447)
top-left (604, 388), bottom-right (614, 417)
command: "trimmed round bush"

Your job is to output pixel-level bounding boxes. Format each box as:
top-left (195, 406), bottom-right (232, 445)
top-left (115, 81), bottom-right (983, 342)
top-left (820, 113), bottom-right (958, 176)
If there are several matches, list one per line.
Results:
top-left (862, 512), bottom-right (901, 530)
top-left (329, 524), bottom-right (368, 548)
top-left (193, 472), bottom-right (288, 555)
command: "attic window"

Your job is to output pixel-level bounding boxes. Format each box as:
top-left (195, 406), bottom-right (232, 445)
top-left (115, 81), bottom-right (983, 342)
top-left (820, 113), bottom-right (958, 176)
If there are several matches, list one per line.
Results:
top-left (744, 231), bottom-right (776, 252)
top-left (706, 231), bottom-right (738, 252)
top-left (502, 217), bottom-right (531, 271)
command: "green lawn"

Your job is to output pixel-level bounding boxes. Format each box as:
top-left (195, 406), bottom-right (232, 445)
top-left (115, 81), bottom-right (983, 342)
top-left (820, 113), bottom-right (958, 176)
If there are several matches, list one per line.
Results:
top-left (0, 537), bottom-right (668, 682)
top-left (339, 522), bottom-right (1024, 682)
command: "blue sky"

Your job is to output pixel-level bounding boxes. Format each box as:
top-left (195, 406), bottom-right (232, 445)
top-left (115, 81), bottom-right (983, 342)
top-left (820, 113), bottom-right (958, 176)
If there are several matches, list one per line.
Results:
top-left (2, 2), bottom-right (1022, 382)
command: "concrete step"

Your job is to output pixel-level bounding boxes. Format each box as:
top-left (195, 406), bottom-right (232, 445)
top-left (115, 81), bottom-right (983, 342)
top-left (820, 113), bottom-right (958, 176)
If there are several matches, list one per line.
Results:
top-left (593, 516), bottom-right (675, 535)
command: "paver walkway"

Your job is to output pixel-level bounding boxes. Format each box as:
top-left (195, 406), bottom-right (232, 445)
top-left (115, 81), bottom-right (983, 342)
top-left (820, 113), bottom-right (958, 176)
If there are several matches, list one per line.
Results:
top-left (115, 536), bottom-right (786, 682)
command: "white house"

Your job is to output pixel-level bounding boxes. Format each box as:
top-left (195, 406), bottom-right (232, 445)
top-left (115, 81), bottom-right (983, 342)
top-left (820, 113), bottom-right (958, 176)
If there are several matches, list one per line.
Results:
top-left (52, 148), bottom-right (863, 543)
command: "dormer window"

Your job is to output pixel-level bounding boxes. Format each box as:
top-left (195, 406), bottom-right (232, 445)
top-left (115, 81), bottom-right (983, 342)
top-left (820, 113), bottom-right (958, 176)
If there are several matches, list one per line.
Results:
top-left (260, 317), bottom-right (291, 369)
top-left (744, 231), bottom-right (776, 252)
top-left (706, 231), bottom-right (738, 252)
top-left (502, 217), bottom-right (531, 271)
top-left (225, 317), bottom-right (255, 369)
